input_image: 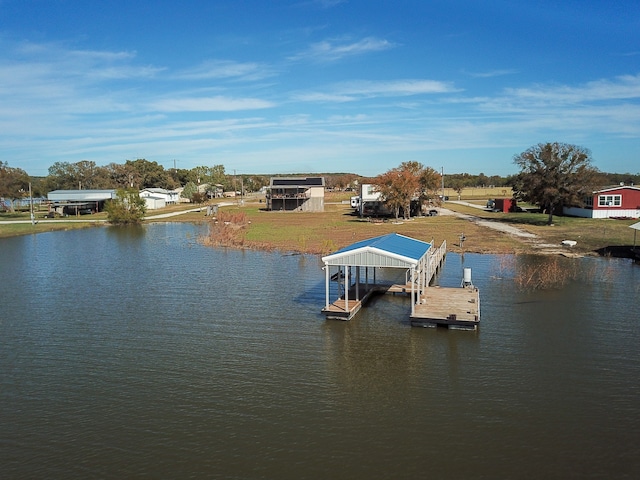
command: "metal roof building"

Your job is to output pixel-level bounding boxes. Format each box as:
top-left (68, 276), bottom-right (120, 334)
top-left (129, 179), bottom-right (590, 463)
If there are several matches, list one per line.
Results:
top-left (47, 189), bottom-right (117, 214)
top-left (321, 233), bottom-right (434, 316)
top-left (322, 233), bottom-right (432, 269)
top-left (48, 189), bottom-right (116, 202)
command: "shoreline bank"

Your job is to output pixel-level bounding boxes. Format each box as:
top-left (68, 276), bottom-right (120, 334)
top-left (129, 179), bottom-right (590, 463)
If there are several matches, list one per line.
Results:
top-left (2, 201), bottom-right (638, 261)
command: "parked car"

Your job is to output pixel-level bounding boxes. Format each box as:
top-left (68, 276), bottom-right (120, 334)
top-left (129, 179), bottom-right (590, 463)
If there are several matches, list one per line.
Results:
top-left (428, 209), bottom-right (438, 216)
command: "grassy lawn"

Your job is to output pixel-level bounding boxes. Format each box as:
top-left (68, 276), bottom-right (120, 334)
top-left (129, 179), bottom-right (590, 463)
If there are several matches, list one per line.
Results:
top-left (202, 195), bottom-right (638, 256)
top-left (208, 201), bottom-right (534, 255)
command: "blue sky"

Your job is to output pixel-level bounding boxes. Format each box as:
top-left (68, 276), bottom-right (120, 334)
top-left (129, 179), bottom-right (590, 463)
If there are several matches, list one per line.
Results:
top-left (1, 0), bottom-right (639, 177)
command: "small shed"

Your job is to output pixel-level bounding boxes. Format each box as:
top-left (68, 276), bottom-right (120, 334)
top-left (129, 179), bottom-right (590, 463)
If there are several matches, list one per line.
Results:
top-left (141, 196), bottom-right (166, 210)
top-left (494, 198), bottom-right (516, 213)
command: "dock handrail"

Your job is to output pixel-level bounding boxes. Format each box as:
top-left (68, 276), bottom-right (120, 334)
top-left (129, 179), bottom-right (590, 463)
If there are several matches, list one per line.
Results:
top-left (404, 239), bottom-right (447, 288)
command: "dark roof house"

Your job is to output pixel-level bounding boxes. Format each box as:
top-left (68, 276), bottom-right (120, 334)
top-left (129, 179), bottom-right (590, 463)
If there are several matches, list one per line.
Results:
top-left (266, 177), bottom-right (325, 212)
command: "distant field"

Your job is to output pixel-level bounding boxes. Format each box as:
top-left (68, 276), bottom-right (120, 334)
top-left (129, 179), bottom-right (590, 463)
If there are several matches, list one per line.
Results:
top-left (443, 186), bottom-right (513, 200)
top-left (326, 187), bottom-right (514, 202)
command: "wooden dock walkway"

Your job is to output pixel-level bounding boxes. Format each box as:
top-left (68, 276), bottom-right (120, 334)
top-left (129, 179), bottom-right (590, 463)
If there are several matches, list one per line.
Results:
top-left (411, 286), bottom-right (480, 329)
top-left (321, 284), bottom-right (389, 320)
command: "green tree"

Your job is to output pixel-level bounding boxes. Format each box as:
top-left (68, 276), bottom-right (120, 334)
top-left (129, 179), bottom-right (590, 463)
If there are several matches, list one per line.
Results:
top-left (192, 166), bottom-right (208, 186)
top-left (45, 160), bottom-right (111, 190)
top-left (105, 162), bottom-right (136, 188)
top-left (416, 164), bottom-right (442, 205)
top-left (45, 161), bottom-right (77, 190)
top-left (181, 181), bottom-right (198, 202)
top-left (209, 164), bottom-right (227, 186)
top-left (0, 161), bottom-right (31, 211)
top-left (126, 159), bottom-right (177, 189)
top-left (105, 188), bottom-right (146, 224)
top-left (449, 178), bottom-right (465, 200)
top-left (173, 168), bottom-right (193, 186)
top-left (511, 142), bottom-right (598, 225)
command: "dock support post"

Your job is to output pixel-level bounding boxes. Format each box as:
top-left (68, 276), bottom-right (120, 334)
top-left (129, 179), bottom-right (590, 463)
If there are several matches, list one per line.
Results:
top-left (344, 265), bottom-right (349, 308)
top-left (419, 257), bottom-right (424, 302)
top-left (411, 267), bottom-right (416, 316)
top-left (325, 263), bottom-right (330, 309)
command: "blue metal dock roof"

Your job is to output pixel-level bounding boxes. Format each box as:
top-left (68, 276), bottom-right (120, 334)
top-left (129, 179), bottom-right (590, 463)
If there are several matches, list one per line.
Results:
top-left (321, 233), bottom-right (432, 268)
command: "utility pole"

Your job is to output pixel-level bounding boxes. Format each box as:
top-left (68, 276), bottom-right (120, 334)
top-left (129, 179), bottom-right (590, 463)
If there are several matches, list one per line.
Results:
top-left (441, 166), bottom-right (445, 202)
top-left (29, 182), bottom-right (35, 225)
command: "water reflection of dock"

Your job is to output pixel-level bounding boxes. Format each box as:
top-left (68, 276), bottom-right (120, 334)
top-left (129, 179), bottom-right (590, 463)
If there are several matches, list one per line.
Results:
top-left (320, 233), bottom-right (480, 329)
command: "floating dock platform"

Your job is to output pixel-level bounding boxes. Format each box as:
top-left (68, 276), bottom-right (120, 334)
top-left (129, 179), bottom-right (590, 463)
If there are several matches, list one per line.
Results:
top-left (411, 285), bottom-right (480, 329)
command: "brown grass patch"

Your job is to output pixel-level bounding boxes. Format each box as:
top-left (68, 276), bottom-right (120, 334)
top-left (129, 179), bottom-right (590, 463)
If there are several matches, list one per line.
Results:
top-left (513, 257), bottom-right (580, 290)
top-left (201, 210), bottom-right (249, 248)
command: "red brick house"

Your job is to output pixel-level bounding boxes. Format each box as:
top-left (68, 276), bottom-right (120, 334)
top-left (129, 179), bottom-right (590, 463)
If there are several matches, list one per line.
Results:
top-left (563, 185), bottom-right (640, 219)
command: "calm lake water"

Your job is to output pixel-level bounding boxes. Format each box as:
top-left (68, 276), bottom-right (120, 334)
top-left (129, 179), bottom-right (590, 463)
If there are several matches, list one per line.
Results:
top-left (1, 223), bottom-right (639, 479)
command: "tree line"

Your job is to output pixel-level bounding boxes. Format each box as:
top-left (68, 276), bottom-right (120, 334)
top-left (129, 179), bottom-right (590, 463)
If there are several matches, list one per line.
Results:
top-left (362, 143), bottom-right (638, 225)
top-left (2, 144), bottom-right (639, 225)
top-left (0, 159), bottom-right (275, 205)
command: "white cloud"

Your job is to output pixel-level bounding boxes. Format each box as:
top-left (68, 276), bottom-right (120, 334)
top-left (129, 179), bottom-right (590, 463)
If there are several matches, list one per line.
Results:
top-left (151, 96), bottom-right (276, 112)
top-left (289, 36), bottom-right (395, 62)
top-left (341, 80), bottom-right (458, 96)
top-left (504, 74), bottom-right (640, 104)
top-left (8, 41), bottom-right (162, 81)
top-left (293, 92), bottom-right (357, 102)
top-left (174, 59), bottom-right (274, 81)
top-left (466, 69), bottom-right (518, 78)
top-left (293, 79), bottom-right (459, 102)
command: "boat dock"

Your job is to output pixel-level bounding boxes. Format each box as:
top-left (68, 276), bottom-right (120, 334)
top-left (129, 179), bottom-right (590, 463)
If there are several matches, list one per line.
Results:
top-left (320, 233), bottom-right (480, 329)
top-left (411, 285), bottom-right (480, 329)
